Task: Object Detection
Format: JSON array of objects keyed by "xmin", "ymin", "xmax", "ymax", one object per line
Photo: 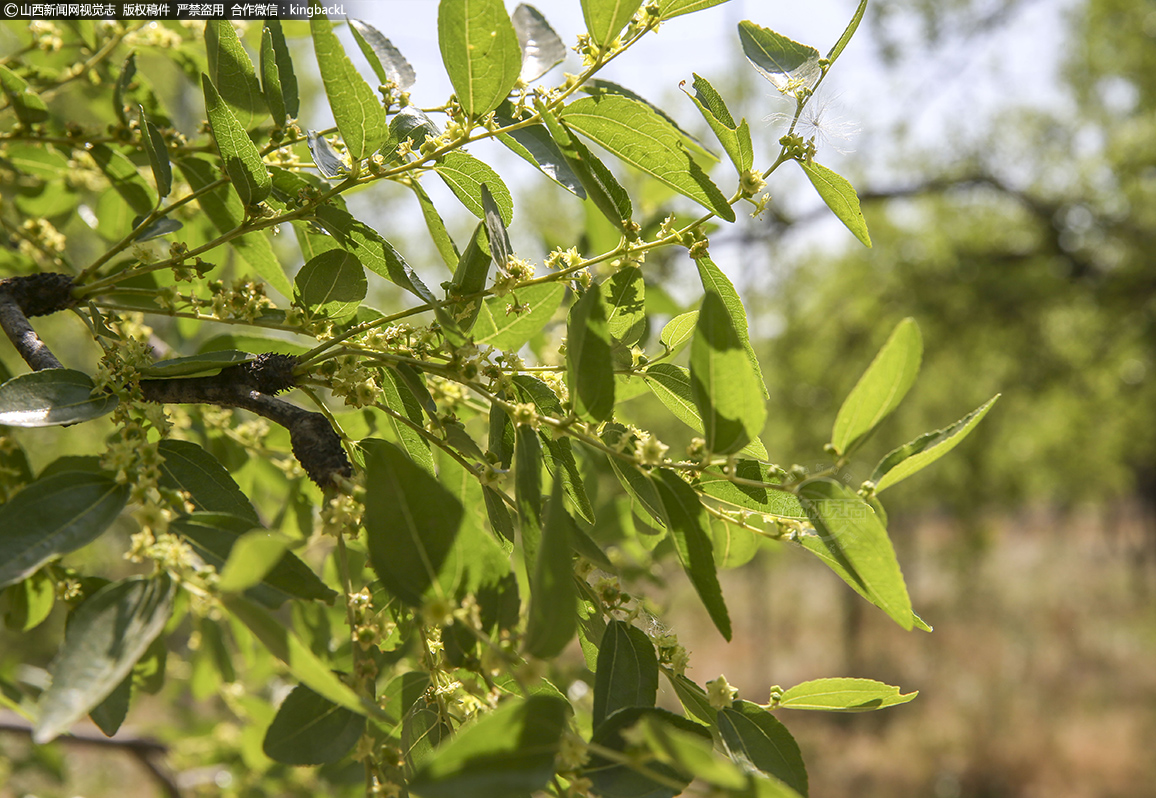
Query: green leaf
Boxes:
[
  {"xmin": 295, "ymin": 249, "xmax": 367, "ymax": 322},
  {"xmin": 263, "ymin": 683, "xmax": 365, "ymax": 765},
  {"xmin": 177, "ymin": 156, "xmax": 292, "ymax": 296},
  {"xmin": 205, "ymin": 20, "xmax": 266, "ymax": 128},
  {"xmin": 665, "ymin": 672, "xmax": 717, "ymax": 729},
  {"xmin": 511, "ymin": 376, "xmax": 596, "ymax": 524},
  {"xmin": 778, "ymin": 677, "xmax": 918, "ymax": 712},
  {"xmin": 410, "ymin": 180, "xmax": 461, "ymax": 270},
  {"xmin": 140, "ymin": 350, "xmax": 255, "ymax": 378},
  {"xmin": 90, "ymin": 143, "xmax": 155, "ymax": 216},
  {"xmin": 684, "ymin": 73, "xmax": 753, "ymax": 173},
  {"xmin": 563, "ymin": 95, "xmax": 735, "ymax": 221},
  {"xmin": 0, "ymin": 63, "xmax": 49, "ymax": 124},
  {"xmin": 709, "ymin": 516, "xmax": 760, "ymax": 569},
  {"xmin": 657, "ymin": 0, "xmax": 731, "ymax": 20},
  {"xmin": 653, "ymin": 469, "xmax": 731, "ymax": 640},
  {"xmin": 695, "ymin": 461, "xmax": 807, "ymax": 520},
  {"xmin": 592, "ymin": 620, "xmax": 658, "ymax": 728},
  {"xmin": 644, "ymin": 364, "xmax": 704, "ymax": 430},
  {"xmin": 0, "ymin": 369, "xmax": 117, "ymax": 428},
  {"xmin": 259, "ymin": 26, "xmax": 287, "ymax": 123},
  {"xmin": 583, "ymin": 79, "xmax": 717, "ymax": 163},
  {"xmin": 363, "ymin": 439, "xmax": 463, "ymax": 606},
  {"xmin": 410, "ymin": 694, "xmax": 569, "ymax": 798},
  {"xmin": 586, "ymin": 706, "xmax": 709, "ymax": 798},
  {"xmin": 567, "ymin": 286, "xmax": 615, "ymax": 423},
  {"xmin": 798, "ymin": 479, "xmax": 913, "ymax": 630},
  {"xmin": 34, "ymin": 575, "xmax": 176, "ymax": 743},
  {"xmin": 349, "ymin": 18, "xmax": 415, "ymax": 90},
  {"xmin": 0, "ymin": 471, "xmax": 127, "ymax": 589},
  {"xmin": 738, "ymin": 20, "xmax": 821, "ymax": 93},
  {"xmin": 512, "ymin": 4, "xmax": 566, "ymax": 82},
  {"xmin": 515, "ymin": 424, "xmax": 543, "ymax": 561},
  {"xmin": 446, "ymin": 223, "xmax": 493, "ymax": 332},
  {"xmin": 541, "ymin": 105, "xmax": 633, "ymax": 228},
  {"xmin": 312, "ymin": 205, "xmax": 436, "ymax": 303},
  {"xmin": 3, "ymin": 569, "xmax": 55, "ymax": 632},
  {"xmin": 495, "ymin": 119, "xmax": 586, "ymax": 197},
  {"xmin": 827, "ymin": 0, "xmax": 869, "ymax": 65},
  {"xmin": 380, "ymin": 367, "xmax": 435, "ymax": 474},
  {"xmin": 524, "ymin": 476, "xmax": 579, "ymax": 659},
  {"xmin": 89, "ymin": 674, "xmax": 131, "ymax": 737},
  {"xmin": 139, "ymin": 109, "xmax": 172, "ymax": 198},
  {"xmin": 222, "ymin": 594, "xmax": 379, "ymax": 718},
  {"xmin": 310, "ymin": 14, "xmax": 388, "ymax": 161},
  {"xmin": 601, "ymin": 265, "xmax": 646, "ymax": 344},
  {"xmin": 480, "ymin": 183, "xmax": 512, "ymax": 271},
  {"xmin": 798, "ymin": 160, "xmax": 871, "ymax": 247},
  {"xmin": 203, "ymin": 72, "xmax": 270, "ymax": 206},
  {"xmin": 473, "ymin": 282, "xmax": 565, "ymax": 351},
  {"xmin": 581, "ymin": 0, "xmax": 642, "ymax": 47},
  {"xmin": 437, "ymin": 0, "xmax": 522, "ymax": 119},
  {"xmin": 157, "ymin": 439, "xmax": 259, "ymax": 524},
  {"xmin": 690, "ymin": 292, "xmax": 767, "ymax": 454},
  {"xmin": 263, "ymin": 20, "xmax": 299, "ymax": 119},
  {"xmin": 435, "ymin": 151, "xmax": 514, "ymax": 226},
  {"xmin": 173, "ymin": 513, "xmax": 337, "ymax": 606},
  {"xmin": 639, "ymin": 713, "xmax": 747, "ymax": 790},
  {"xmin": 660, "ymin": 311, "xmax": 698, "ymax": 351},
  {"xmin": 871, "ymin": 395, "xmax": 1000, "ymax": 492},
  {"xmin": 718, "ymin": 701, "xmax": 808, "ymax": 796},
  {"xmin": 695, "ymin": 255, "xmax": 766, "ymax": 396},
  {"xmin": 217, "ymin": 530, "xmax": 293, "ymax": 593},
  {"xmin": 830, "ymin": 318, "xmax": 922, "ymax": 457}
]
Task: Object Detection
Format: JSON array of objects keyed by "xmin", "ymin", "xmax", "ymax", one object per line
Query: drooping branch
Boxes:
[{"xmin": 0, "ymin": 275, "xmax": 350, "ymax": 488}]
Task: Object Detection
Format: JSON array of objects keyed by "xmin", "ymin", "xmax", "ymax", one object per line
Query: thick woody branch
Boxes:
[{"xmin": 0, "ymin": 272, "xmax": 76, "ymax": 371}]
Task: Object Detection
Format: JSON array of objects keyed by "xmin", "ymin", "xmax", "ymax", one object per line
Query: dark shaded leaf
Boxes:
[
  {"xmin": 524, "ymin": 476, "xmax": 578, "ymax": 658},
  {"xmin": 0, "ymin": 369, "xmax": 116, "ymax": 428},
  {"xmin": 567, "ymin": 286, "xmax": 615, "ymax": 423},
  {"xmin": 0, "ymin": 472, "xmax": 127, "ymax": 590},
  {"xmin": 263, "ymin": 683, "xmax": 364, "ymax": 765},
  {"xmin": 35, "ymin": 575, "xmax": 176, "ymax": 743},
  {"xmin": 654, "ymin": 469, "xmax": 731, "ymax": 640},
  {"xmin": 718, "ymin": 701, "xmax": 808, "ymax": 796},
  {"xmin": 157, "ymin": 439, "xmax": 258, "ymax": 523},
  {"xmin": 362, "ymin": 439, "xmax": 463, "ymax": 606},
  {"xmin": 738, "ymin": 20, "xmax": 820, "ymax": 93},
  {"xmin": 593, "ymin": 620, "xmax": 658, "ymax": 728}
]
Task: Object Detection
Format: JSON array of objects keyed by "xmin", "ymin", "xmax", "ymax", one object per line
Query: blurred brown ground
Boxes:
[{"xmin": 668, "ymin": 504, "xmax": 1156, "ymax": 798}]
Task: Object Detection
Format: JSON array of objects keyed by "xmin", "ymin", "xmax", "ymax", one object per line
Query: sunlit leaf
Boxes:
[
  {"xmin": 778, "ymin": 677, "xmax": 918, "ymax": 712},
  {"xmin": 798, "ymin": 160, "xmax": 871, "ymax": 247},
  {"xmin": 438, "ymin": 0, "xmax": 522, "ymax": 119},
  {"xmin": 311, "ymin": 14, "xmax": 388, "ymax": 161},
  {"xmin": 798, "ymin": 478, "xmax": 913, "ymax": 630},
  {"xmin": 567, "ymin": 286, "xmax": 615, "ymax": 423},
  {"xmin": 205, "ymin": 20, "xmax": 266, "ymax": 128},
  {"xmin": 871, "ymin": 395, "xmax": 1000, "ymax": 492},
  {"xmin": 563, "ymin": 94, "xmax": 735, "ymax": 221},
  {"xmin": 690, "ymin": 292, "xmax": 766, "ymax": 454},
  {"xmin": 294, "ymin": 248, "xmax": 367, "ymax": 322},
  {"xmin": 830, "ymin": 318, "xmax": 922, "ymax": 457},
  {"xmin": 581, "ymin": 0, "xmax": 642, "ymax": 48}
]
